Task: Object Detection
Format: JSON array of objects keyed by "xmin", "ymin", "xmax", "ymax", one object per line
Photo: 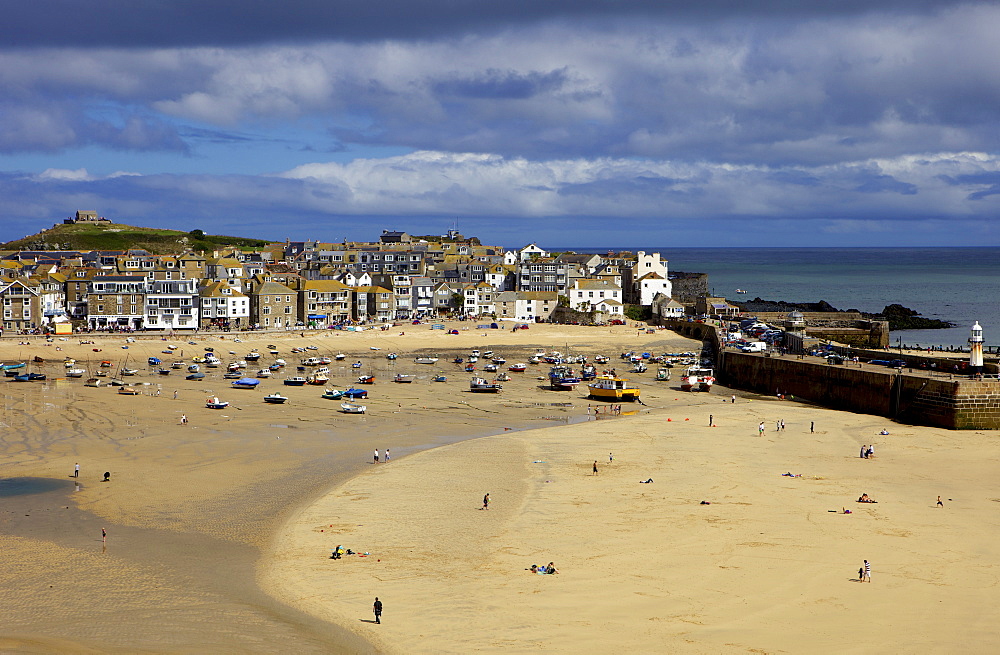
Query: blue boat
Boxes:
[
  {"xmin": 186, "ymin": 372, "xmax": 205, "ymax": 380},
  {"xmin": 342, "ymin": 388, "xmax": 368, "ymax": 399},
  {"xmin": 148, "ymin": 357, "xmax": 161, "ymax": 365},
  {"xmin": 232, "ymin": 377, "xmax": 260, "ymax": 389},
  {"xmin": 2, "ymin": 362, "xmax": 25, "ymax": 371},
  {"xmin": 433, "ymin": 375, "xmax": 447, "ymax": 382}
]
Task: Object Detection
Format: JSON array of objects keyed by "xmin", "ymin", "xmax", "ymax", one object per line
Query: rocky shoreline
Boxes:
[{"xmin": 733, "ymin": 298, "xmax": 955, "ymax": 330}]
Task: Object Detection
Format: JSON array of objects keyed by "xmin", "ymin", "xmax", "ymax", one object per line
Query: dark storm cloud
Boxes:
[{"xmin": 1, "ymin": 1, "xmax": 976, "ymax": 48}]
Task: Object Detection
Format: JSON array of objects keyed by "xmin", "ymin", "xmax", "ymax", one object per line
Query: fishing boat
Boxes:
[
  {"xmin": 335, "ymin": 353, "xmax": 346, "ymax": 360},
  {"xmin": 283, "ymin": 376, "xmax": 307, "ymax": 386},
  {"xmin": 351, "ymin": 361, "xmax": 363, "ymax": 369},
  {"xmin": 171, "ymin": 361, "xmax": 184, "ymax": 369},
  {"xmin": 308, "ymin": 371, "xmax": 330, "ymax": 385},
  {"xmin": 301, "ymin": 357, "xmax": 323, "ymax": 366},
  {"xmin": 357, "ymin": 374, "xmax": 375, "ymax": 385},
  {"xmin": 2, "ymin": 362, "xmax": 26, "ymax": 371},
  {"xmin": 594, "ymin": 355, "xmax": 610, "ymax": 365},
  {"xmin": 470, "ymin": 377, "xmax": 502, "ymax": 393},
  {"xmin": 100, "ymin": 360, "xmax": 113, "ymax": 368},
  {"xmin": 245, "ymin": 351, "xmax": 261, "ymax": 362},
  {"xmin": 528, "ymin": 355, "xmax": 542, "ymax": 364},
  {"xmin": 484, "ymin": 363, "xmax": 498, "ymax": 373},
  {"xmin": 587, "ymin": 375, "xmax": 641, "ymax": 402},
  {"xmin": 343, "ymin": 388, "xmax": 368, "ymax": 399},
  {"xmin": 655, "ymin": 368, "xmax": 671, "ymax": 381},
  {"xmin": 66, "ymin": 368, "xmax": 86, "ymax": 378},
  {"xmin": 231, "ymin": 377, "xmax": 260, "ymax": 389},
  {"xmin": 581, "ymin": 364, "xmax": 597, "ymax": 381},
  {"xmin": 483, "ymin": 351, "xmax": 493, "ymax": 358},
  {"xmin": 432, "ymin": 374, "xmax": 447, "ymax": 382},
  {"xmin": 495, "ymin": 372, "xmax": 511, "ymax": 382},
  {"xmin": 386, "ymin": 352, "xmax": 398, "ymax": 360},
  {"xmin": 414, "ymin": 356, "xmax": 439, "ymax": 364},
  {"xmin": 186, "ymin": 372, "xmax": 205, "ymax": 380},
  {"xmin": 263, "ymin": 393, "xmax": 287, "ymax": 404},
  {"xmin": 84, "ymin": 378, "xmax": 102, "ymax": 387},
  {"xmin": 394, "ymin": 373, "xmax": 414, "ymax": 383},
  {"xmin": 63, "ymin": 359, "xmax": 76, "ymax": 368},
  {"xmin": 631, "ymin": 361, "xmax": 648, "ymax": 374},
  {"xmin": 471, "ymin": 349, "xmax": 481, "ymax": 358},
  {"xmin": 492, "ymin": 357, "xmax": 506, "ymax": 365},
  {"xmin": 340, "ymin": 402, "xmax": 366, "ymax": 414},
  {"xmin": 453, "ymin": 357, "xmax": 464, "ymax": 364},
  {"xmin": 188, "ymin": 364, "xmax": 200, "ymax": 373},
  {"xmin": 680, "ymin": 367, "xmax": 715, "ymax": 392},
  {"xmin": 736, "ymin": 288, "xmax": 748, "ymax": 294},
  {"xmin": 464, "ymin": 364, "xmax": 476, "ymax": 372},
  {"xmin": 321, "ymin": 388, "xmax": 344, "ymax": 400},
  {"xmin": 206, "ymin": 396, "xmax": 229, "ymax": 409},
  {"xmin": 109, "ymin": 378, "xmax": 128, "ymax": 386},
  {"xmin": 117, "ymin": 386, "xmax": 141, "ymax": 395},
  {"xmin": 508, "ymin": 363, "xmax": 527, "ymax": 372},
  {"xmin": 157, "ymin": 368, "xmax": 170, "ymax": 376},
  {"xmin": 548, "ymin": 366, "xmax": 581, "ymax": 391},
  {"xmin": 223, "ymin": 372, "xmax": 243, "ymax": 379},
  {"xmin": 28, "ymin": 372, "xmax": 46, "ymax": 381},
  {"xmin": 121, "ymin": 368, "xmax": 139, "ymax": 376},
  {"xmin": 257, "ymin": 369, "xmax": 273, "ymax": 378}
]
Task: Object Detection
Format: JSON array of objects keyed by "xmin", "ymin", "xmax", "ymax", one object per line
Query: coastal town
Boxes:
[{"xmin": 2, "ymin": 211, "xmax": 693, "ymax": 334}]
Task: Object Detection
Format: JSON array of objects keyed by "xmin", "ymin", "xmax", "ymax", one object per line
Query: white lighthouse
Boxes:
[{"xmin": 969, "ymin": 321, "xmax": 984, "ymax": 376}]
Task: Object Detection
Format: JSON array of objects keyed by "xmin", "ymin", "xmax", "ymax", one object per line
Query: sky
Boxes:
[{"xmin": 1, "ymin": 0, "xmax": 999, "ymax": 248}]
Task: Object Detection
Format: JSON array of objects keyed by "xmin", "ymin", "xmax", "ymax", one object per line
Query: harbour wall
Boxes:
[{"xmin": 665, "ymin": 319, "xmax": 1000, "ymax": 429}]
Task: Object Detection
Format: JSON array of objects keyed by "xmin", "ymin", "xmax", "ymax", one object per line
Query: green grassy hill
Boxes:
[{"xmin": 1, "ymin": 223, "xmax": 273, "ymax": 255}]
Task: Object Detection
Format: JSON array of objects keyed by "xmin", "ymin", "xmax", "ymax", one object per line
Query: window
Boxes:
[
  {"xmin": 98, "ymin": 305, "xmax": 104, "ymax": 313},
  {"xmin": 263, "ymin": 306, "xmax": 271, "ymax": 315},
  {"xmin": 284, "ymin": 306, "xmax": 291, "ymax": 314}
]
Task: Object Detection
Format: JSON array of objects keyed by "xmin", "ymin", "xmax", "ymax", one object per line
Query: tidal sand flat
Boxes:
[
  {"xmin": 266, "ymin": 386, "xmax": 1000, "ymax": 653},
  {"xmin": 1, "ymin": 323, "xmax": 695, "ymax": 652}
]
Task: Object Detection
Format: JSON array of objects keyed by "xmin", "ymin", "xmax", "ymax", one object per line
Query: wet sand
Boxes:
[{"xmin": 0, "ymin": 323, "xmax": 683, "ymax": 652}]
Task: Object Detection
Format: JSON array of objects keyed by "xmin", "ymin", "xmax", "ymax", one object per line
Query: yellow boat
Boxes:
[{"xmin": 587, "ymin": 375, "xmax": 640, "ymax": 402}]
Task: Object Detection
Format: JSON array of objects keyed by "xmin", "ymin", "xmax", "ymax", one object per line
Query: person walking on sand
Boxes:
[
  {"xmin": 731, "ymin": 395, "xmax": 736, "ymax": 404},
  {"xmin": 758, "ymin": 422, "xmax": 765, "ymax": 436},
  {"xmin": 593, "ymin": 460, "xmax": 599, "ymax": 475},
  {"xmin": 181, "ymin": 414, "xmax": 188, "ymax": 424},
  {"xmin": 374, "ymin": 449, "xmax": 379, "ymax": 463},
  {"xmin": 384, "ymin": 449, "xmax": 390, "ymax": 462},
  {"xmin": 863, "ymin": 560, "xmax": 871, "ymax": 582},
  {"xmin": 373, "ymin": 597, "xmax": 382, "ymax": 624},
  {"xmin": 102, "ymin": 527, "xmax": 107, "ymax": 543},
  {"xmin": 709, "ymin": 414, "xmax": 713, "ymax": 427},
  {"xmin": 609, "ymin": 452, "xmax": 613, "ymax": 463},
  {"xmin": 74, "ymin": 462, "xmax": 80, "ymax": 478},
  {"xmin": 860, "ymin": 445, "xmax": 867, "ymax": 459},
  {"xmin": 173, "ymin": 390, "xmax": 178, "ymax": 400},
  {"xmin": 482, "ymin": 493, "xmax": 490, "ymax": 510},
  {"xmin": 780, "ymin": 419, "xmax": 785, "ymax": 431},
  {"xmin": 937, "ymin": 495, "xmax": 944, "ymax": 507}
]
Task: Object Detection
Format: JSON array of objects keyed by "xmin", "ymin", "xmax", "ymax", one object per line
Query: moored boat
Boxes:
[
  {"xmin": 414, "ymin": 356, "xmax": 439, "ymax": 364},
  {"xmin": 357, "ymin": 374, "xmax": 375, "ymax": 384},
  {"xmin": 206, "ymin": 396, "xmax": 229, "ymax": 408},
  {"xmin": 548, "ymin": 365, "xmax": 581, "ymax": 391},
  {"xmin": 322, "ymin": 388, "xmax": 344, "ymax": 400},
  {"xmin": 470, "ymin": 376, "xmax": 502, "ymax": 393},
  {"xmin": 263, "ymin": 393, "xmax": 287, "ymax": 404},
  {"xmin": 340, "ymin": 402, "xmax": 366, "ymax": 414},
  {"xmin": 680, "ymin": 367, "xmax": 715, "ymax": 392},
  {"xmin": 432, "ymin": 374, "xmax": 447, "ymax": 382},
  {"xmin": 231, "ymin": 377, "xmax": 260, "ymax": 389},
  {"xmin": 117, "ymin": 386, "xmax": 141, "ymax": 395},
  {"xmin": 587, "ymin": 375, "xmax": 641, "ymax": 401},
  {"xmin": 394, "ymin": 373, "xmax": 414, "ymax": 383},
  {"xmin": 508, "ymin": 363, "xmax": 527, "ymax": 372},
  {"xmin": 66, "ymin": 368, "xmax": 86, "ymax": 378},
  {"xmin": 186, "ymin": 372, "xmax": 205, "ymax": 380},
  {"xmin": 308, "ymin": 372, "xmax": 330, "ymax": 385},
  {"xmin": 283, "ymin": 376, "xmax": 307, "ymax": 386}
]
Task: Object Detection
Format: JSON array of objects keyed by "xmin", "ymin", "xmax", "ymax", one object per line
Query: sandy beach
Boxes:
[{"xmin": 2, "ymin": 323, "xmax": 999, "ymax": 652}]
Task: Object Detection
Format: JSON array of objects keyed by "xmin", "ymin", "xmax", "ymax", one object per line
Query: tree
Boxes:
[{"xmin": 189, "ymin": 229, "xmax": 205, "ymax": 239}]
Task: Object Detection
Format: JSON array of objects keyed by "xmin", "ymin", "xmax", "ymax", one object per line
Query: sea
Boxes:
[{"xmin": 570, "ymin": 247, "xmax": 1000, "ymax": 349}]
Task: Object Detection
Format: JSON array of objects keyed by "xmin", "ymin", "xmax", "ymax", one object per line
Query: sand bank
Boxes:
[
  {"xmin": 1, "ymin": 322, "xmax": 700, "ymax": 652},
  {"xmin": 265, "ymin": 389, "xmax": 1000, "ymax": 652}
]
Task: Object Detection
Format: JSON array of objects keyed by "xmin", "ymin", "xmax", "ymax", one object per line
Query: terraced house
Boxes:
[
  {"xmin": 86, "ymin": 275, "xmax": 147, "ymax": 330},
  {"xmin": 248, "ymin": 277, "xmax": 297, "ymax": 329},
  {"xmin": 0, "ymin": 277, "xmax": 42, "ymax": 332}
]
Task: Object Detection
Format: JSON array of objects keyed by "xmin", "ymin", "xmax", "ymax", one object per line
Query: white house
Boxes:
[
  {"xmin": 518, "ymin": 243, "xmax": 548, "ymax": 262},
  {"xmin": 569, "ymin": 279, "xmax": 623, "ymax": 315},
  {"xmin": 199, "ymin": 280, "xmax": 250, "ymax": 329},
  {"xmin": 494, "ymin": 291, "xmax": 558, "ymax": 322},
  {"xmin": 627, "ymin": 251, "xmax": 671, "ymax": 305},
  {"xmin": 145, "ymin": 279, "xmax": 199, "ymax": 330},
  {"xmin": 651, "ymin": 293, "xmax": 685, "ymax": 319}
]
